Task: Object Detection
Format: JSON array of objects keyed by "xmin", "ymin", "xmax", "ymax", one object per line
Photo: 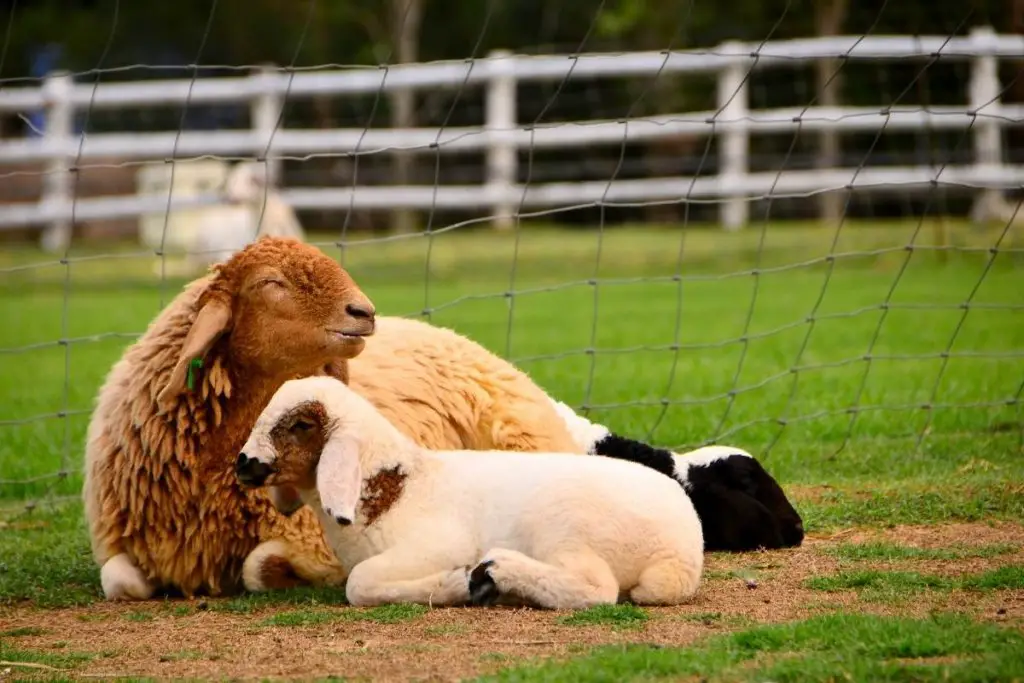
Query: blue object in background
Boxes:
[
  {"xmin": 26, "ymin": 43, "xmax": 66, "ymax": 137},
  {"xmin": 23, "ymin": 42, "xmax": 244, "ymax": 138}
]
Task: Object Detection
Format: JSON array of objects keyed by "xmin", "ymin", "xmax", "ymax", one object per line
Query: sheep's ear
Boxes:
[
  {"xmin": 316, "ymin": 433, "xmax": 362, "ymax": 526},
  {"xmin": 156, "ymin": 298, "xmax": 232, "ymax": 413},
  {"xmin": 268, "ymin": 485, "xmax": 306, "ymax": 516}
]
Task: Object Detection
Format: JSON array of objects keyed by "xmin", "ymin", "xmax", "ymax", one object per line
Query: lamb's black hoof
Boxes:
[{"xmin": 468, "ymin": 560, "xmax": 499, "ymax": 607}]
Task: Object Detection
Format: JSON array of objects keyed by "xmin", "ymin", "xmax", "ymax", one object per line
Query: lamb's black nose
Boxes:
[
  {"xmin": 783, "ymin": 519, "xmax": 805, "ymax": 547},
  {"xmin": 235, "ymin": 452, "xmax": 273, "ymax": 487}
]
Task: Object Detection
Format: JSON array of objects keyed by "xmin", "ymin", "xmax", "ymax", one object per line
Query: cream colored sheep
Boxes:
[
  {"xmin": 186, "ymin": 161, "xmax": 306, "ymax": 274},
  {"xmin": 222, "ymin": 161, "xmax": 305, "ymax": 242},
  {"xmin": 237, "ymin": 376, "xmax": 705, "ymax": 609}
]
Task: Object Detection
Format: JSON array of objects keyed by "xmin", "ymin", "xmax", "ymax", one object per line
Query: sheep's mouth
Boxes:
[
  {"xmin": 236, "ymin": 453, "xmax": 277, "ymax": 488},
  {"xmin": 327, "ymin": 328, "xmax": 371, "ymax": 340}
]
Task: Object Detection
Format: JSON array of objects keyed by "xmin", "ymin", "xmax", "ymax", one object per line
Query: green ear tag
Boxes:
[{"xmin": 186, "ymin": 358, "xmax": 204, "ymax": 391}]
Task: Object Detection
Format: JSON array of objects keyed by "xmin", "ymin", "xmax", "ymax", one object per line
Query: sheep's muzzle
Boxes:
[{"xmin": 235, "ymin": 452, "xmax": 274, "ymax": 487}]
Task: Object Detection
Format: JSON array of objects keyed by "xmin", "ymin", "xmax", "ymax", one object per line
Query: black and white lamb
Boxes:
[{"xmin": 550, "ymin": 400, "xmax": 805, "ymax": 552}]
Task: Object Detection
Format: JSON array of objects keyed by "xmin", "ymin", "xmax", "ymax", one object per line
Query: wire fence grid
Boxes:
[{"xmin": 1, "ymin": 0, "xmax": 1022, "ymax": 513}]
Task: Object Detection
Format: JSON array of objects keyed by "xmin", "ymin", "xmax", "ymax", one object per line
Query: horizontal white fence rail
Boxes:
[
  {"xmin": 3, "ymin": 106, "xmax": 1024, "ymax": 163},
  {"xmin": 3, "ymin": 165, "xmax": 1024, "ymax": 228},
  {"xmin": 0, "ymin": 26, "xmax": 1022, "ymax": 248}
]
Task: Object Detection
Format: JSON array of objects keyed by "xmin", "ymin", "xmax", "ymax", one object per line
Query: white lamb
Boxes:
[{"xmin": 236, "ymin": 375, "xmax": 705, "ymax": 610}]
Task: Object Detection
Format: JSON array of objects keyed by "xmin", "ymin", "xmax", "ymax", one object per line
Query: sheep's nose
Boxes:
[
  {"xmin": 345, "ymin": 302, "xmax": 375, "ymax": 322},
  {"xmin": 235, "ymin": 452, "xmax": 273, "ymax": 487}
]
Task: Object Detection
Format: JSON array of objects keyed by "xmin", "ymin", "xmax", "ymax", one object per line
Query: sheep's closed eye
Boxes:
[{"xmin": 255, "ymin": 277, "xmax": 290, "ymax": 303}]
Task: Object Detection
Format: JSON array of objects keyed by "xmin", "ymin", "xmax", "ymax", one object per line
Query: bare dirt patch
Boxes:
[{"xmin": 1, "ymin": 521, "xmax": 1022, "ymax": 682}]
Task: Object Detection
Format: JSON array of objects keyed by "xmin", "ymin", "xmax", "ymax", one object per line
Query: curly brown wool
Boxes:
[{"xmin": 257, "ymin": 553, "xmax": 305, "ymax": 591}]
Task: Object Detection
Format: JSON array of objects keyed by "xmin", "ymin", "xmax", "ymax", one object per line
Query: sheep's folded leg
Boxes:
[
  {"xmin": 469, "ymin": 547, "xmax": 619, "ymax": 610},
  {"xmin": 242, "ymin": 538, "xmax": 347, "ymax": 593},
  {"xmin": 344, "ymin": 552, "xmax": 472, "ymax": 608},
  {"xmin": 629, "ymin": 556, "xmax": 702, "ymax": 606},
  {"xmin": 100, "ymin": 553, "xmax": 156, "ymax": 601}
]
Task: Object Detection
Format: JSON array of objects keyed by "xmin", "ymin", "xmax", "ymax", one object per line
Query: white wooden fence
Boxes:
[{"xmin": 0, "ymin": 26, "xmax": 1022, "ymax": 252}]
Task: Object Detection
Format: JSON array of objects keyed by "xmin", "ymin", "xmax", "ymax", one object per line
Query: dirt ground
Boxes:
[{"xmin": 2, "ymin": 521, "xmax": 1023, "ymax": 682}]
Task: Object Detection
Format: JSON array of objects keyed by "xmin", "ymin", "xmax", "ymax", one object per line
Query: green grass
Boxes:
[
  {"xmin": 1, "ymin": 223, "xmax": 1022, "ymax": 611},
  {"xmin": 805, "ymin": 565, "xmax": 1024, "ymax": 602},
  {"xmin": 476, "ymin": 612, "xmax": 1024, "ymax": 682},
  {"xmin": 960, "ymin": 564, "xmax": 1024, "ymax": 590},
  {"xmin": 823, "ymin": 541, "xmax": 1019, "ymax": 562},
  {"xmin": 208, "ymin": 584, "xmax": 349, "ymax": 614},
  {"xmin": 0, "ymin": 626, "xmax": 48, "ymax": 637},
  {"xmin": 0, "ymin": 503, "xmax": 102, "ymax": 607},
  {"xmin": 0, "ymin": 215, "xmax": 1022, "ymax": 683},
  {"xmin": 0, "ymin": 642, "xmax": 99, "ymax": 670},
  {"xmin": 121, "ymin": 610, "xmax": 156, "ymax": 622},
  {"xmin": 797, "ymin": 482, "xmax": 1024, "ymax": 532},
  {"xmin": 556, "ymin": 604, "xmax": 649, "ymax": 628},
  {"xmin": 2, "ymin": 222, "xmax": 1022, "ymax": 502},
  {"xmin": 259, "ymin": 603, "xmax": 428, "ymax": 627}
]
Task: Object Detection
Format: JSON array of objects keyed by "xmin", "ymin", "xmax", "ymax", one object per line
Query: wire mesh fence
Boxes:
[{"xmin": 0, "ymin": 0, "xmax": 1022, "ymax": 513}]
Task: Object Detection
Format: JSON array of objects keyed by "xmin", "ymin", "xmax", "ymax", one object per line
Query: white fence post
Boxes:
[
  {"xmin": 716, "ymin": 42, "xmax": 750, "ymax": 231},
  {"xmin": 39, "ymin": 71, "xmax": 74, "ymax": 253},
  {"xmin": 967, "ymin": 25, "xmax": 1004, "ymax": 222},
  {"xmin": 251, "ymin": 63, "xmax": 283, "ymax": 187},
  {"xmin": 485, "ymin": 49, "xmax": 517, "ymax": 231}
]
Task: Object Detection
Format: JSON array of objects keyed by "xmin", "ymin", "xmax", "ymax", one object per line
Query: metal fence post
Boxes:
[
  {"xmin": 251, "ymin": 63, "xmax": 283, "ymax": 187},
  {"xmin": 485, "ymin": 49, "xmax": 517, "ymax": 231},
  {"xmin": 967, "ymin": 26, "xmax": 1005, "ymax": 224},
  {"xmin": 716, "ymin": 42, "xmax": 750, "ymax": 231},
  {"xmin": 39, "ymin": 71, "xmax": 74, "ymax": 253}
]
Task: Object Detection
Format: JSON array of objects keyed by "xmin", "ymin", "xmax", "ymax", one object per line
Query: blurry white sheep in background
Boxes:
[
  {"xmin": 191, "ymin": 161, "xmax": 306, "ymax": 269},
  {"xmin": 151, "ymin": 160, "xmax": 307, "ymax": 277}
]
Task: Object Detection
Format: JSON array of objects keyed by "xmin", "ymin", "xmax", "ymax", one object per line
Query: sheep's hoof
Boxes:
[{"xmin": 468, "ymin": 560, "xmax": 499, "ymax": 607}]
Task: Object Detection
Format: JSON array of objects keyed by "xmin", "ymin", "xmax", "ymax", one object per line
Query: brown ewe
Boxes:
[
  {"xmin": 83, "ymin": 237, "xmax": 376, "ymax": 599},
  {"xmin": 84, "ymin": 237, "xmax": 581, "ymax": 600}
]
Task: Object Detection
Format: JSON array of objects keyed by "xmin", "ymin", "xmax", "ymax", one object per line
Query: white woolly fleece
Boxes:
[{"xmin": 548, "ymin": 399, "xmax": 610, "ymax": 454}]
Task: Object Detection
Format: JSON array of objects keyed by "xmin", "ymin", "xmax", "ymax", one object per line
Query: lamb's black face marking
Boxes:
[
  {"xmin": 593, "ymin": 433, "xmax": 804, "ymax": 552},
  {"xmin": 686, "ymin": 454, "xmax": 804, "ymax": 552},
  {"xmin": 591, "ymin": 434, "xmax": 676, "ymax": 478}
]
